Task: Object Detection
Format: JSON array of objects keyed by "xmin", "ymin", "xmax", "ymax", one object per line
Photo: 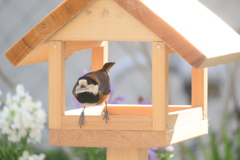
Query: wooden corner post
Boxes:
[
  {"xmin": 92, "ymin": 41, "xmax": 108, "ymax": 71},
  {"xmin": 48, "ymin": 41, "xmax": 65, "ymax": 129},
  {"xmin": 192, "ymin": 68, "xmax": 208, "ymax": 119},
  {"xmin": 152, "ymin": 41, "xmax": 169, "ymax": 131}
]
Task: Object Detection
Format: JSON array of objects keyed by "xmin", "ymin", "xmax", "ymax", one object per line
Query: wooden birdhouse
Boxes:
[{"xmin": 5, "ymin": 0, "xmax": 240, "ymax": 159}]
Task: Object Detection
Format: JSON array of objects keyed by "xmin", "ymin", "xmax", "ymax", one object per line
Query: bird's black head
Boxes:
[{"xmin": 73, "ymin": 76, "xmax": 99, "ymax": 95}]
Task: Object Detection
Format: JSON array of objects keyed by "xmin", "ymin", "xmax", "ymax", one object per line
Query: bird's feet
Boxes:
[
  {"xmin": 78, "ymin": 110, "xmax": 85, "ymax": 128},
  {"xmin": 103, "ymin": 108, "xmax": 110, "ymax": 124}
]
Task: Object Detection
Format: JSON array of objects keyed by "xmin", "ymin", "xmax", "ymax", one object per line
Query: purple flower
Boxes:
[
  {"xmin": 148, "ymin": 148, "xmax": 158, "ymax": 160},
  {"xmin": 165, "ymin": 146, "xmax": 174, "ymax": 152},
  {"xmin": 108, "ymin": 84, "xmax": 125, "ymax": 104}
]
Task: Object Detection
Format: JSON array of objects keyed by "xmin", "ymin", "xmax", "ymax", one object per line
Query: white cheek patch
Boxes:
[
  {"xmin": 77, "ymin": 79, "xmax": 99, "ymax": 95},
  {"xmin": 88, "ymin": 84, "xmax": 99, "ymax": 95},
  {"xmin": 78, "ymin": 79, "xmax": 88, "ymax": 87}
]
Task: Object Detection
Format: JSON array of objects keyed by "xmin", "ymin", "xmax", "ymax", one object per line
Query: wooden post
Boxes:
[
  {"xmin": 192, "ymin": 68, "xmax": 208, "ymax": 119},
  {"xmin": 107, "ymin": 148, "xmax": 148, "ymax": 160},
  {"xmin": 152, "ymin": 41, "xmax": 169, "ymax": 131},
  {"xmin": 92, "ymin": 41, "xmax": 108, "ymax": 71},
  {"xmin": 48, "ymin": 41, "xmax": 65, "ymax": 129},
  {"xmin": 91, "ymin": 41, "xmax": 149, "ymax": 160}
]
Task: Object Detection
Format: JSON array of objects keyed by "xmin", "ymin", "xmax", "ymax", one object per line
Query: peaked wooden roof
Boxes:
[{"xmin": 5, "ymin": 0, "xmax": 240, "ymax": 68}]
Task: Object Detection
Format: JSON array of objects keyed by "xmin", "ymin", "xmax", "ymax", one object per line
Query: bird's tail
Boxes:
[{"xmin": 100, "ymin": 62, "xmax": 115, "ymax": 72}]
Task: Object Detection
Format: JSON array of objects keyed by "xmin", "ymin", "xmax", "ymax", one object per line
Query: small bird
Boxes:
[{"xmin": 72, "ymin": 62, "xmax": 115, "ymax": 127}]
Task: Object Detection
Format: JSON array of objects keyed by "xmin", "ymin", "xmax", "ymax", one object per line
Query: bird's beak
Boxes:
[{"xmin": 75, "ymin": 87, "xmax": 89, "ymax": 94}]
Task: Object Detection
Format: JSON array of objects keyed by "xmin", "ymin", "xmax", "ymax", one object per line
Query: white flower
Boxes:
[
  {"xmin": 19, "ymin": 150, "xmax": 29, "ymax": 160},
  {"xmin": 0, "ymin": 84, "xmax": 46, "ymax": 143},
  {"xmin": 18, "ymin": 128, "xmax": 27, "ymax": 138},
  {"xmin": 8, "ymin": 130, "xmax": 20, "ymax": 142},
  {"xmin": 1, "ymin": 120, "xmax": 11, "ymax": 134},
  {"xmin": 12, "ymin": 115, "xmax": 21, "ymax": 129},
  {"xmin": 16, "ymin": 84, "xmax": 25, "ymax": 97},
  {"xmin": 19, "ymin": 151, "xmax": 45, "ymax": 160}
]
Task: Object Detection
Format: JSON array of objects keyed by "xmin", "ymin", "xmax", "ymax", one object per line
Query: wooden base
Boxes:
[
  {"xmin": 50, "ymin": 120, "xmax": 208, "ymax": 147},
  {"xmin": 50, "ymin": 106, "xmax": 208, "ymax": 147}
]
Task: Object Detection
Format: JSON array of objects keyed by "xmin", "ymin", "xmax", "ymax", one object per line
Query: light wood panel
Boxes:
[
  {"xmin": 152, "ymin": 41, "xmax": 168, "ymax": 131},
  {"xmin": 65, "ymin": 41, "xmax": 103, "ymax": 58},
  {"xmin": 192, "ymin": 68, "xmax": 208, "ymax": 119},
  {"xmin": 107, "ymin": 148, "xmax": 148, "ymax": 160},
  {"xmin": 50, "ymin": 0, "xmax": 161, "ymax": 41},
  {"xmin": 17, "ymin": 41, "xmax": 103, "ymax": 66},
  {"xmin": 48, "ymin": 41, "xmax": 65, "ymax": 129},
  {"xmin": 168, "ymin": 107, "xmax": 202, "ymax": 129},
  {"xmin": 166, "ymin": 120, "xmax": 208, "ymax": 145},
  {"xmin": 50, "ymin": 120, "xmax": 208, "ymax": 147},
  {"xmin": 61, "ymin": 115, "xmax": 152, "ymax": 130}
]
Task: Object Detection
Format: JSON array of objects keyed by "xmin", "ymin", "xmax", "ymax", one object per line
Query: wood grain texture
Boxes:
[
  {"xmin": 192, "ymin": 68, "xmax": 208, "ymax": 119},
  {"xmin": 5, "ymin": 0, "xmax": 94, "ymax": 66},
  {"xmin": 50, "ymin": 129, "xmax": 167, "ymax": 147},
  {"xmin": 50, "ymin": 120, "xmax": 208, "ymax": 147},
  {"xmin": 17, "ymin": 42, "xmax": 50, "ymax": 66},
  {"xmin": 50, "ymin": 0, "xmax": 161, "ymax": 41},
  {"xmin": 16, "ymin": 41, "xmax": 103, "ymax": 66},
  {"xmin": 48, "ymin": 41, "xmax": 65, "ymax": 129},
  {"xmin": 107, "ymin": 148, "xmax": 148, "ymax": 160},
  {"xmin": 152, "ymin": 42, "xmax": 168, "ymax": 131},
  {"xmin": 65, "ymin": 41, "xmax": 103, "ymax": 58},
  {"xmin": 61, "ymin": 115, "xmax": 152, "ymax": 130},
  {"xmin": 114, "ymin": 0, "xmax": 240, "ymax": 68}
]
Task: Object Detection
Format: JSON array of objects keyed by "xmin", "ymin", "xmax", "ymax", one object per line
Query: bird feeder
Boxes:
[{"xmin": 5, "ymin": 0, "xmax": 240, "ymax": 159}]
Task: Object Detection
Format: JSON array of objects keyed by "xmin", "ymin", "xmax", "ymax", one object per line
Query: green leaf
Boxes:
[
  {"xmin": 198, "ymin": 138, "xmax": 210, "ymax": 160},
  {"xmin": 210, "ymin": 132, "xmax": 221, "ymax": 160},
  {"xmin": 223, "ymin": 127, "xmax": 234, "ymax": 160}
]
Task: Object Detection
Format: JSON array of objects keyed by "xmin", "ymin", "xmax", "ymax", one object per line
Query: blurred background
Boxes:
[{"xmin": 0, "ymin": 0, "xmax": 240, "ymax": 159}]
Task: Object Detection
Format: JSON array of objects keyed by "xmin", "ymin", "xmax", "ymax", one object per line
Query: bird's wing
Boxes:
[{"xmin": 85, "ymin": 71, "xmax": 111, "ymax": 95}]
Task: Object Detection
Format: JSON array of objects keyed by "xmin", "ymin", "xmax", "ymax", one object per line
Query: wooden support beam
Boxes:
[
  {"xmin": 65, "ymin": 41, "xmax": 103, "ymax": 58},
  {"xmin": 192, "ymin": 68, "xmax": 208, "ymax": 119},
  {"xmin": 48, "ymin": 41, "xmax": 65, "ymax": 129},
  {"xmin": 152, "ymin": 41, "xmax": 169, "ymax": 131},
  {"xmin": 91, "ymin": 41, "xmax": 108, "ymax": 71},
  {"xmin": 107, "ymin": 148, "xmax": 148, "ymax": 160}
]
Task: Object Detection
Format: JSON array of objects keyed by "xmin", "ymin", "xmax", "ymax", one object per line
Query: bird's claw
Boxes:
[
  {"xmin": 103, "ymin": 109, "xmax": 110, "ymax": 124},
  {"xmin": 78, "ymin": 110, "xmax": 85, "ymax": 128}
]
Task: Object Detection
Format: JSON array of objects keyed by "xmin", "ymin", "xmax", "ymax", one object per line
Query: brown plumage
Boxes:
[{"xmin": 72, "ymin": 62, "xmax": 115, "ymax": 127}]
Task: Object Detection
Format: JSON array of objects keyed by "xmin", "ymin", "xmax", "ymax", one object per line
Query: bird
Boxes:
[{"xmin": 72, "ymin": 62, "xmax": 115, "ymax": 127}]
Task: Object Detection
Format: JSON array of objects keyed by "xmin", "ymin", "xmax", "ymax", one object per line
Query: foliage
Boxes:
[
  {"xmin": 0, "ymin": 85, "xmax": 46, "ymax": 160},
  {"xmin": 182, "ymin": 120, "xmax": 240, "ymax": 160},
  {"xmin": 149, "ymin": 147, "xmax": 174, "ymax": 160}
]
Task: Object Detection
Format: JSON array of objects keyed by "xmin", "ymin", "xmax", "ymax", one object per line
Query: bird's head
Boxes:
[{"xmin": 74, "ymin": 77, "xmax": 99, "ymax": 95}]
